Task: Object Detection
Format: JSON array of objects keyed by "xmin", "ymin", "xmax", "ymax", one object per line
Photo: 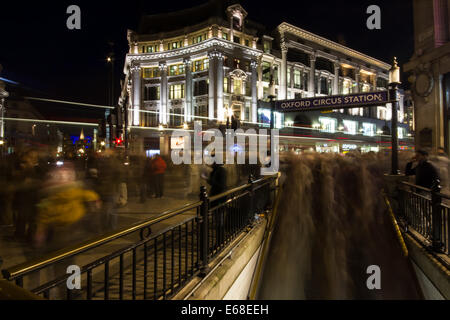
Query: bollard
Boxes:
[
  {"xmin": 199, "ymin": 186, "xmax": 210, "ymax": 276},
  {"xmin": 431, "ymin": 180, "xmax": 443, "ymax": 252}
]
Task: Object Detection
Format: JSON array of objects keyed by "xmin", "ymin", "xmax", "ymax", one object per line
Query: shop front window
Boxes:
[
  {"xmin": 398, "ymin": 127, "xmax": 404, "ymax": 139},
  {"xmin": 343, "ymin": 120, "xmax": 357, "ymax": 135},
  {"xmin": 319, "ymin": 117, "xmax": 337, "ymax": 133},
  {"xmin": 362, "ymin": 123, "xmax": 376, "ymax": 136}
]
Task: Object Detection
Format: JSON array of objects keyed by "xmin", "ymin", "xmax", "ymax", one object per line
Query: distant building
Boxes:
[
  {"xmin": 0, "ymin": 69, "xmax": 63, "ymax": 157},
  {"xmin": 119, "ymin": 0, "xmax": 412, "ymax": 155},
  {"xmin": 405, "ymin": 0, "xmax": 450, "ymax": 153}
]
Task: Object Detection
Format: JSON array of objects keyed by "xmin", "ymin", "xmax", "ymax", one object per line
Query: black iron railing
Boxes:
[
  {"xmin": 2, "ymin": 174, "xmax": 278, "ymax": 300},
  {"xmin": 398, "ymin": 181, "xmax": 450, "ymax": 255}
]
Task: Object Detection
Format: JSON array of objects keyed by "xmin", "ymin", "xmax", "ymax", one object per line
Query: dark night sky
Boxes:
[{"xmin": 0, "ymin": 0, "xmax": 414, "ymax": 117}]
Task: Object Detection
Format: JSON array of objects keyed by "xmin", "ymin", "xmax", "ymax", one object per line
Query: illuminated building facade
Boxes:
[{"xmin": 119, "ymin": 0, "xmax": 412, "ymax": 154}]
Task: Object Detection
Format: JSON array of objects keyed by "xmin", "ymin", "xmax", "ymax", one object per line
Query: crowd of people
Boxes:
[
  {"xmin": 0, "ymin": 148, "xmax": 171, "ymax": 254},
  {"xmin": 1, "ymin": 144, "xmax": 448, "ymax": 255}
]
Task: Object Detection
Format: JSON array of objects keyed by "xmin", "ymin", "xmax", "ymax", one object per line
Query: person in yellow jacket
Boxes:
[{"xmin": 33, "ymin": 162, "xmax": 100, "ymax": 250}]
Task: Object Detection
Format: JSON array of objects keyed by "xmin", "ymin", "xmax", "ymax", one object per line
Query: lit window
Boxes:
[
  {"xmin": 343, "ymin": 120, "xmax": 357, "ymax": 135},
  {"xmin": 192, "ymin": 59, "xmax": 209, "ymax": 72},
  {"xmin": 223, "ymin": 33, "xmax": 228, "ymax": 40},
  {"xmin": 398, "ymin": 127, "xmax": 404, "ymax": 139},
  {"xmin": 262, "ymin": 62, "xmax": 271, "ymax": 82},
  {"xmin": 224, "ymin": 77, "xmax": 228, "ymax": 93},
  {"xmin": 142, "ymin": 67, "xmax": 160, "ymax": 78},
  {"xmin": 362, "ymin": 123, "xmax": 376, "ymax": 136},
  {"xmin": 263, "ymin": 41, "xmax": 271, "ymax": 53},
  {"xmin": 168, "ymin": 64, "xmax": 185, "ymax": 76},
  {"xmin": 233, "ymin": 79, "xmax": 242, "ymax": 95},
  {"xmin": 319, "ymin": 117, "xmax": 337, "ymax": 133},
  {"xmin": 342, "ymin": 80, "xmax": 351, "ymax": 94},
  {"xmin": 169, "ymin": 84, "xmax": 185, "ymax": 100},
  {"xmin": 294, "ymin": 69, "xmax": 301, "ymax": 89}
]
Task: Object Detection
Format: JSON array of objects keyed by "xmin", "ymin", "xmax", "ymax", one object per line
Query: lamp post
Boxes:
[
  {"xmin": 388, "ymin": 57, "xmax": 401, "ymax": 175},
  {"xmin": 0, "ymin": 87, "xmax": 8, "ymax": 157}
]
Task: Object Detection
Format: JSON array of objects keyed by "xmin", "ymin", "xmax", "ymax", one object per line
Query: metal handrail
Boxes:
[
  {"xmin": 208, "ymin": 175, "xmax": 277, "ymax": 202},
  {"xmin": 400, "ymin": 181, "xmax": 450, "ymax": 200},
  {"xmin": 400, "ymin": 181, "xmax": 432, "ymax": 192},
  {"xmin": 2, "ymin": 201, "xmax": 202, "ymax": 280}
]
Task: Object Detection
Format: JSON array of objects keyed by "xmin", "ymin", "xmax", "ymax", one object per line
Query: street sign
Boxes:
[{"xmin": 274, "ymin": 91, "xmax": 389, "ymax": 112}]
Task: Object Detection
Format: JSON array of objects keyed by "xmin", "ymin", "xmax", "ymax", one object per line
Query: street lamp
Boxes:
[{"xmin": 388, "ymin": 57, "xmax": 401, "ymax": 175}]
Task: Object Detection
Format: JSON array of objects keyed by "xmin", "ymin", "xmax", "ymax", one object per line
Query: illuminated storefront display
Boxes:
[
  {"xmin": 319, "ymin": 117, "xmax": 337, "ymax": 133},
  {"xmin": 316, "ymin": 143, "xmax": 339, "ymax": 153},
  {"xmin": 342, "ymin": 120, "xmax": 357, "ymax": 135},
  {"xmin": 362, "ymin": 122, "xmax": 376, "ymax": 136}
]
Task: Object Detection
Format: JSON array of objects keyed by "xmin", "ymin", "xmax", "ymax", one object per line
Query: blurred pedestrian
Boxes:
[
  {"xmin": 208, "ymin": 162, "xmax": 227, "ymax": 207},
  {"xmin": 152, "ymin": 154, "xmax": 167, "ymax": 198},
  {"xmin": 33, "ymin": 162, "xmax": 100, "ymax": 249},
  {"xmin": 405, "ymin": 149, "xmax": 440, "ymax": 189},
  {"xmin": 12, "ymin": 149, "xmax": 44, "ymax": 242},
  {"xmin": 207, "ymin": 162, "xmax": 227, "ymax": 246},
  {"xmin": 96, "ymin": 150, "xmax": 120, "ymax": 231}
]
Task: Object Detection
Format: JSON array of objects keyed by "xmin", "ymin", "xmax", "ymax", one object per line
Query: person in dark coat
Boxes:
[
  {"xmin": 207, "ymin": 162, "xmax": 227, "ymax": 246},
  {"xmin": 208, "ymin": 163, "xmax": 227, "ymax": 201},
  {"xmin": 405, "ymin": 149, "xmax": 440, "ymax": 189}
]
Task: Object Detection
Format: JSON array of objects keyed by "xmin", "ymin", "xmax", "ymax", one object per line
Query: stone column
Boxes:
[
  {"xmin": 433, "ymin": 0, "xmax": 449, "ymax": 47},
  {"xmin": 280, "ymin": 41, "xmax": 288, "ymax": 100},
  {"xmin": 131, "ymin": 64, "xmax": 141, "ymax": 126},
  {"xmin": 355, "ymin": 67, "xmax": 360, "ymax": 93},
  {"xmin": 372, "ymin": 73, "xmax": 378, "ymax": 90},
  {"xmin": 251, "ymin": 60, "xmax": 258, "ymax": 123},
  {"xmin": 317, "ymin": 72, "xmax": 322, "ymax": 95},
  {"xmin": 333, "ymin": 62, "xmax": 340, "ymax": 95},
  {"xmin": 257, "ymin": 59, "xmax": 263, "ymax": 99},
  {"xmin": 290, "ymin": 66, "xmax": 294, "ymax": 89},
  {"xmin": 184, "ymin": 58, "xmax": 193, "ymax": 122},
  {"xmin": 217, "ymin": 53, "xmax": 224, "ymax": 121},
  {"xmin": 370, "ymin": 73, "xmax": 378, "ymax": 118},
  {"xmin": 309, "ymin": 53, "xmax": 316, "ymax": 97},
  {"xmin": 159, "ymin": 62, "xmax": 168, "ymax": 124},
  {"xmin": 354, "ymin": 67, "xmax": 362, "ymax": 116},
  {"xmin": 230, "ymin": 18, "xmax": 234, "ymax": 42},
  {"xmin": 208, "ymin": 51, "xmax": 222, "ymax": 120}
]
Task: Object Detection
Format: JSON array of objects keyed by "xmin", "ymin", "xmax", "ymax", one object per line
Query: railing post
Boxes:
[
  {"xmin": 199, "ymin": 186, "xmax": 210, "ymax": 276},
  {"xmin": 431, "ymin": 180, "xmax": 443, "ymax": 252}
]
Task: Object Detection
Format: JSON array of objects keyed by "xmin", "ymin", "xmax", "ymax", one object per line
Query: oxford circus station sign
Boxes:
[{"xmin": 275, "ymin": 91, "xmax": 389, "ymax": 112}]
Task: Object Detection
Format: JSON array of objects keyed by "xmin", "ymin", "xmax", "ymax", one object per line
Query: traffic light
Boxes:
[{"xmin": 114, "ymin": 137, "xmax": 124, "ymax": 147}]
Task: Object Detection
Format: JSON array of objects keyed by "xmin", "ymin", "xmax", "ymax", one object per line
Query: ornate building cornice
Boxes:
[
  {"xmin": 278, "ymin": 22, "xmax": 391, "ymax": 70},
  {"xmin": 125, "ymin": 38, "xmax": 263, "ymax": 72}
]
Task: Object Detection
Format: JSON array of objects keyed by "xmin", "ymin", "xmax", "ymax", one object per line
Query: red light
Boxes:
[{"xmin": 115, "ymin": 138, "xmax": 123, "ymax": 145}]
